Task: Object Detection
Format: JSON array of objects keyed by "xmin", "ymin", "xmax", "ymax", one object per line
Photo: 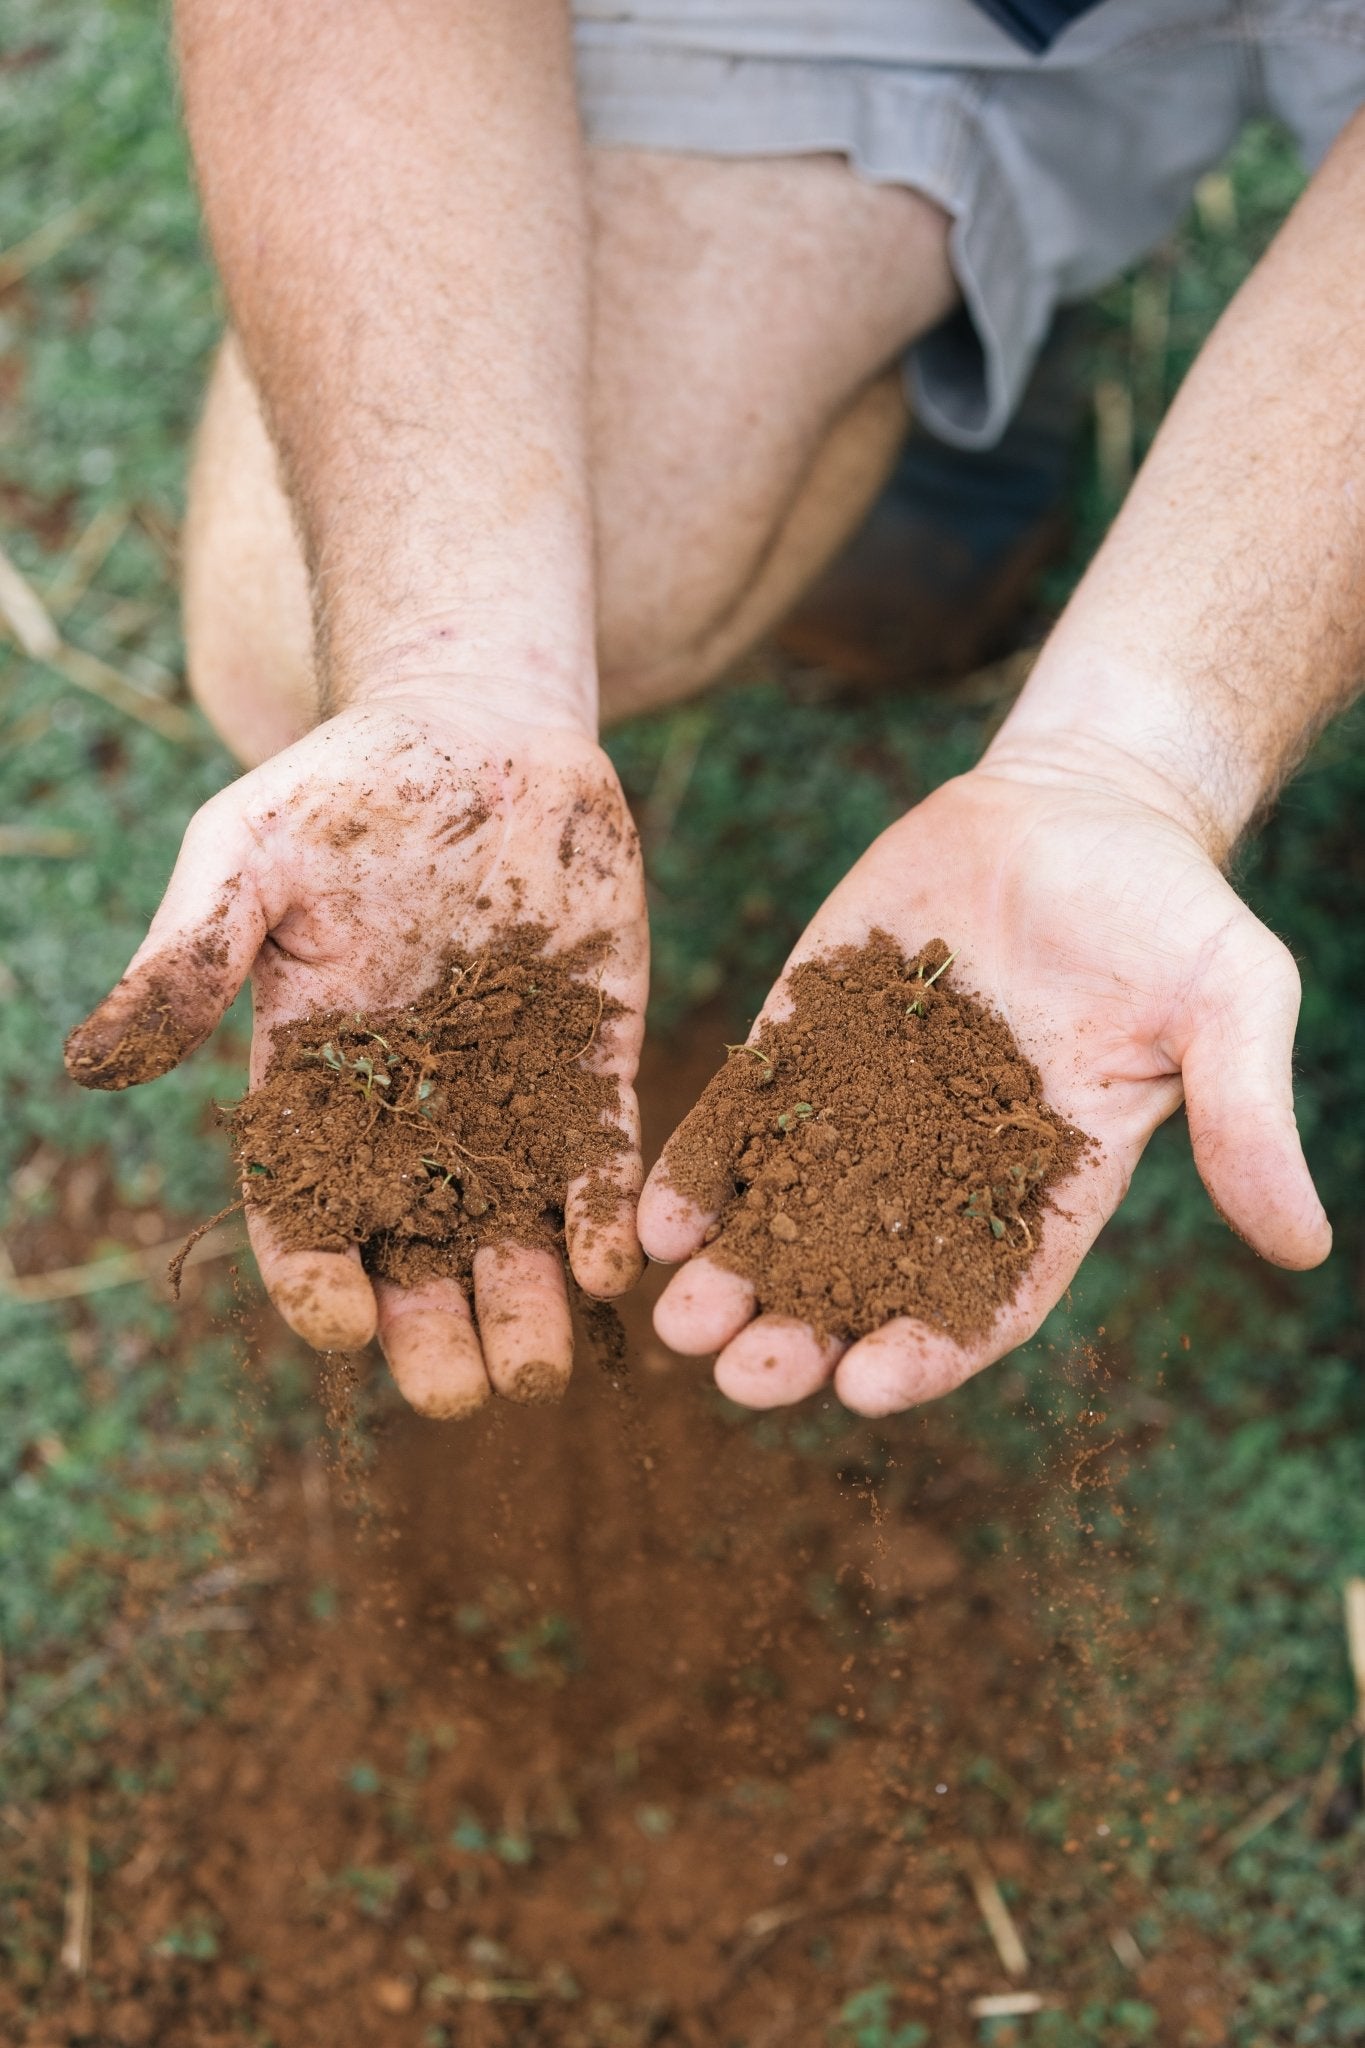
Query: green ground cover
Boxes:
[{"xmin": 1, "ymin": 4, "xmax": 1362, "ymax": 2037}]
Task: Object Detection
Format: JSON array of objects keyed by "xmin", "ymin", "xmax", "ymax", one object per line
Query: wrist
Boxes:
[
  {"xmin": 984, "ymin": 638, "xmax": 1265, "ymax": 864},
  {"xmin": 324, "ymin": 608, "xmax": 599, "ymax": 740}
]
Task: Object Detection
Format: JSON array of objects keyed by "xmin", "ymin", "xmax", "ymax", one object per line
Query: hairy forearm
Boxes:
[
  {"xmin": 176, "ymin": 0, "xmax": 596, "ymax": 728},
  {"xmin": 988, "ymin": 109, "xmax": 1365, "ymax": 858}
]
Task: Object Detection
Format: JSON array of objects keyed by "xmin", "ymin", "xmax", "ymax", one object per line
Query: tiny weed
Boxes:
[
  {"xmin": 777, "ymin": 1102, "xmax": 814, "ymax": 1132},
  {"xmin": 635, "ymin": 1804, "xmax": 675, "ymax": 1839},
  {"xmin": 153, "ymin": 1913, "xmax": 221, "ymax": 1963},
  {"xmin": 338, "ymin": 1865, "xmax": 402, "ymax": 1917},
  {"xmin": 831, "ymin": 1983, "xmax": 928, "ymax": 2048},
  {"xmin": 301, "ymin": 1039, "xmax": 394, "ymax": 1100},
  {"xmin": 451, "ymin": 1813, "xmax": 489, "ymax": 1853},
  {"xmin": 725, "ymin": 1041, "xmax": 775, "ymax": 1086}
]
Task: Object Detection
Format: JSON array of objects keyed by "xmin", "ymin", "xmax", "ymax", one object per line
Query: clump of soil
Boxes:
[
  {"xmin": 232, "ymin": 925, "xmax": 626, "ymax": 1287},
  {"xmin": 661, "ymin": 930, "xmax": 1088, "ymax": 1345}
]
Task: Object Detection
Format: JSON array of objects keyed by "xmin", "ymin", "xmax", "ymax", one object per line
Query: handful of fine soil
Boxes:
[
  {"xmin": 232, "ymin": 926, "xmax": 627, "ymax": 1288},
  {"xmin": 660, "ymin": 931, "xmax": 1089, "ymax": 1346}
]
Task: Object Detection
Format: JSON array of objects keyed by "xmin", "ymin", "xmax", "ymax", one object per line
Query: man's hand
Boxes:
[
  {"xmin": 66, "ymin": 696, "xmax": 648, "ymax": 1418},
  {"xmin": 638, "ymin": 756, "xmax": 1329, "ymax": 1415}
]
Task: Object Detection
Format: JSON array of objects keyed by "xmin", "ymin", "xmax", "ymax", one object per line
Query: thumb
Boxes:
[
  {"xmin": 1179, "ymin": 926, "xmax": 1330, "ymax": 1269},
  {"xmin": 65, "ymin": 791, "xmax": 269, "ymax": 1091}
]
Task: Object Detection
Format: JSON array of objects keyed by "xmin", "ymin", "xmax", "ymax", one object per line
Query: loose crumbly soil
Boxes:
[
  {"xmin": 662, "ymin": 933, "xmax": 1088, "ymax": 1345},
  {"xmin": 5, "ymin": 1029, "xmax": 1231, "ymax": 2048},
  {"xmin": 232, "ymin": 926, "xmax": 626, "ymax": 1289}
]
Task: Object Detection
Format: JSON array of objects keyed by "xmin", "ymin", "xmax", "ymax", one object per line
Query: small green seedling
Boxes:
[
  {"xmin": 302, "ymin": 1038, "xmax": 396, "ymax": 1100},
  {"xmin": 777, "ymin": 1102, "xmax": 814, "ymax": 1132},
  {"xmin": 349, "ymin": 1053, "xmax": 389, "ymax": 1099},
  {"xmin": 725, "ymin": 1042, "xmax": 775, "ymax": 1086},
  {"xmin": 964, "ymin": 1189, "xmax": 1007, "ymax": 1239}
]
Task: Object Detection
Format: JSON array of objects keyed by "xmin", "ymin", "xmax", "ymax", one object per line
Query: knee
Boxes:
[
  {"xmin": 183, "ymin": 339, "xmax": 317, "ymax": 766},
  {"xmin": 596, "ymin": 590, "xmax": 737, "ymax": 724}
]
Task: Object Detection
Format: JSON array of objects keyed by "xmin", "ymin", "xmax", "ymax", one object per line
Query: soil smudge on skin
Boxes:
[
  {"xmin": 233, "ymin": 924, "xmax": 626, "ymax": 1289},
  {"xmin": 661, "ymin": 930, "xmax": 1088, "ymax": 1345},
  {"xmin": 65, "ymin": 887, "xmax": 244, "ymax": 1091}
]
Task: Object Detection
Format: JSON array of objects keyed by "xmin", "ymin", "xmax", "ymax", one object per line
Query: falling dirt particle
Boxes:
[{"xmin": 371, "ymin": 1976, "xmax": 415, "ymax": 2016}]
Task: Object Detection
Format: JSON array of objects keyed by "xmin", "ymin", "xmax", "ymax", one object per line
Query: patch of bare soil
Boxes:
[
  {"xmin": 5, "ymin": 1030, "xmax": 1221, "ymax": 2048},
  {"xmin": 662, "ymin": 934, "xmax": 1088, "ymax": 1344}
]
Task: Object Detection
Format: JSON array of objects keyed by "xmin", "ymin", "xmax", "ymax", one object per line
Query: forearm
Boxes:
[
  {"xmin": 176, "ymin": 0, "xmax": 595, "ymax": 729},
  {"xmin": 987, "ymin": 109, "xmax": 1365, "ymax": 859}
]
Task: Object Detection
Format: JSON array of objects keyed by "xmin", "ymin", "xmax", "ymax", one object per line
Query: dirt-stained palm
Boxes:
[
  {"xmin": 639, "ymin": 763, "xmax": 1330, "ymax": 1415},
  {"xmin": 66, "ymin": 696, "xmax": 649, "ymax": 1419}
]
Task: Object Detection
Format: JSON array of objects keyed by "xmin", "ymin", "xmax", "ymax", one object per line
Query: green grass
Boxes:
[{"xmin": 1, "ymin": 5, "xmax": 1363, "ymax": 2036}]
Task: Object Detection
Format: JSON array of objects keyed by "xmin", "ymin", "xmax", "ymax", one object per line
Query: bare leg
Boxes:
[{"xmin": 184, "ymin": 151, "xmax": 955, "ymax": 763}]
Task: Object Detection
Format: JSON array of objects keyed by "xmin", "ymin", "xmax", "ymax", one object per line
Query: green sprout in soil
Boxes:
[
  {"xmin": 777, "ymin": 1102, "xmax": 814, "ymax": 1132},
  {"xmin": 300, "ymin": 1039, "xmax": 396, "ymax": 1100},
  {"xmin": 964, "ymin": 1184, "xmax": 1035, "ymax": 1249},
  {"xmin": 725, "ymin": 1041, "xmax": 775, "ymax": 1086}
]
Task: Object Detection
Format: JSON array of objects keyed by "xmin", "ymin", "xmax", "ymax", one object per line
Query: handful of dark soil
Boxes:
[
  {"xmin": 232, "ymin": 926, "xmax": 626, "ymax": 1288},
  {"xmin": 660, "ymin": 931, "xmax": 1088, "ymax": 1346}
]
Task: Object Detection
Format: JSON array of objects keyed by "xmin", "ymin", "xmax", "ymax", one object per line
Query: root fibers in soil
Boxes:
[
  {"xmin": 661, "ymin": 932, "xmax": 1088, "ymax": 1344},
  {"xmin": 232, "ymin": 926, "xmax": 626, "ymax": 1289}
]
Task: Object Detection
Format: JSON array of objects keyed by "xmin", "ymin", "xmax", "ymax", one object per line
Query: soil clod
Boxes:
[
  {"xmin": 660, "ymin": 930, "xmax": 1089, "ymax": 1345},
  {"xmin": 231, "ymin": 925, "xmax": 627, "ymax": 1289}
]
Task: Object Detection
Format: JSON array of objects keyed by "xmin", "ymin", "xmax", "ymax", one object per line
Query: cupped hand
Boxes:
[
  {"xmin": 66, "ymin": 694, "xmax": 648, "ymax": 1418},
  {"xmin": 638, "ymin": 760, "xmax": 1329, "ymax": 1415}
]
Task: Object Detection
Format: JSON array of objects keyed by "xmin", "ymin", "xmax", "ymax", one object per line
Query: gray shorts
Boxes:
[{"xmin": 572, "ymin": 0, "xmax": 1365, "ymax": 446}]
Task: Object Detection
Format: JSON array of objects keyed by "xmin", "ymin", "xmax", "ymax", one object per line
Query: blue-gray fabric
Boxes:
[{"xmin": 573, "ymin": 0, "xmax": 1365, "ymax": 447}]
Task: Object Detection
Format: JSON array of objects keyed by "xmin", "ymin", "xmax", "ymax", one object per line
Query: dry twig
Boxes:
[
  {"xmin": 0, "ymin": 827, "xmax": 85, "ymax": 858},
  {"xmin": 0, "ymin": 198, "xmax": 101, "ymax": 291},
  {"xmin": 44, "ymin": 502, "xmax": 130, "ymax": 618},
  {"xmin": 60, "ymin": 1814, "xmax": 92, "ymax": 1975},
  {"xmin": 968, "ymin": 1993, "xmax": 1052, "ymax": 2020},
  {"xmin": 43, "ymin": 644, "xmax": 194, "ymax": 743},
  {"xmin": 1345, "ymin": 1577, "xmax": 1365, "ymax": 1797},
  {"xmin": 1109, "ymin": 1925, "xmax": 1145, "ymax": 1972},
  {"xmin": 0, "ymin": 542, "xmax": 60, "ymax": 659},
  {"xmin": 960, "ymin": 1843, "xmax": 1029, "ymax": 1980},
  {"xmin": 1213, "ymin": 1720, "xmax": 1360, "ymax": 1860},
  {"xmin": 0, "ymin": 1219, "xmax": 243, "ymax": 1306},
  {"xmin": 167, "ymin": 1198, "xmax": 246, "ymax": 1299},
  {"xmin": 0, "ymin": 542, "xmax": 194, "ymax": 742}
]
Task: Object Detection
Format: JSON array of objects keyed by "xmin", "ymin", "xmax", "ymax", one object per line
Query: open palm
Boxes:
[
  {"xmin": 67, "ymin": 694, "xmax": 648, "ymax": 1418},
  {"xmin": 639, "ymin": 765, "xmax": 1329, "ymax": 1414}
]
